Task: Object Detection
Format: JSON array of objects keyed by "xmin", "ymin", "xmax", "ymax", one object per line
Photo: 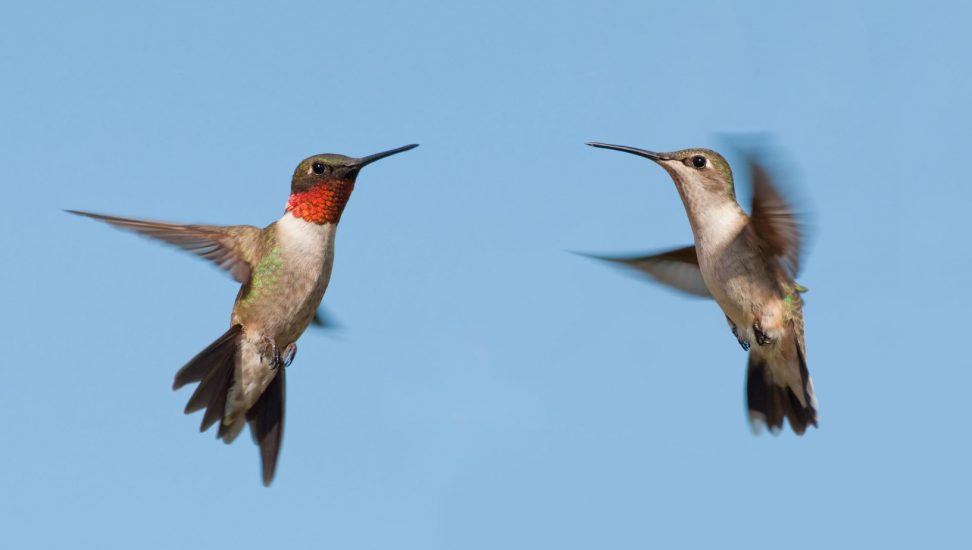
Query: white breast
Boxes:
[
  {"xmin": 693, "ymin": 201, "xmax": 747, "ymax": 251},
  {"xmin": 688, "ymin": 201, "xmax": 750, "ymax": 321},
  {"xmin": 274, "ymin": 212, "xmax": 338, "ymax": 333},
  {"xmin": 276, "ymin": 212, "xmax": 337, "ymax": 268}
]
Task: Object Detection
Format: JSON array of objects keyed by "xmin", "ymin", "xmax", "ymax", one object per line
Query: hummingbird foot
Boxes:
[
  {"xmin": 281, "ymin": 343, "xmax": 297, "ymax": 368},
  {"xmin": 753, "ymin": 322, "xmax": 775, "ymax": 346},
  {"xmin": 726, "ymin": 316, "xmax": 751, "ymax": 351},
  {"xmin": 259, "ymin": 336, "xmax": 282, "ymax": 368}
]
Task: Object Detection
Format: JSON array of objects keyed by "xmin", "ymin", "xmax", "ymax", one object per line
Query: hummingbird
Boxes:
[
  {"xmin": 68, "ymin": 143, "xmax": 418, "ymax": 484},
  {"xmin": 585, "ymin": 142, "xmax": 817, "ymax": 434}
]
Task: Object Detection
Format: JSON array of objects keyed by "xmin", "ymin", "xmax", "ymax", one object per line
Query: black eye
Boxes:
[
  {"xmin": 312, "ymin": 162, "xmax": 326, "ymax": 174},
  {"xmin": 691, "ymin": 156, "xmax": 707, "ymax": 168}
]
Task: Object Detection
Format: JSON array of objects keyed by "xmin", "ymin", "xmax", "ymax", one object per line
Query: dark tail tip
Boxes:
[
  {"xmin": 746, "ymin": 351, "xmax": 817, "ymax": 435},
  {"xmin": 173, "ymin": 325, "xmax": 243, "ymax": 433},
  {"xmin": 247, "ymin": 365, "xmax": 285, "ymax": 487}
]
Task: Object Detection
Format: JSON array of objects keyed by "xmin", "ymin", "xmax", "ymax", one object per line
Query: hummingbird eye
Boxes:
[
  {"xmin": 691, "ymin": 156, "xmax": 707, "ymax": 168},
  {"xmin": 311, "ymin": 161, "xmax": 327, "ymax": 175}
]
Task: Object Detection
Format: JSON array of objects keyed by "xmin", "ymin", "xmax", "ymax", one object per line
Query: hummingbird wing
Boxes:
[
  {"xmin": 310, "ymin": 307, "xmax": 340, "ymax": 330},
  {"xmin": 582, "ymin": 246, "xmax": 712, "ymax": 298},
  {"xmin": 748, "ymin": 161, "xmax": 805, "ymax": 277},
  {"xmin": 67, "ymin": 210, "xmax": 262, "ymax": 284}
]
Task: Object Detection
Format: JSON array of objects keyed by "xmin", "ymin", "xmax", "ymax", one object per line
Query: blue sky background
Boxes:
[{"xmin": 1, "ymin": 1, "xmax": 968, "ymax": 548}]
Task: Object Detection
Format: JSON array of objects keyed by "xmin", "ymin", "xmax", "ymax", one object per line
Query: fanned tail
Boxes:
[
  {"xmin": 746, "ymin": 335, "xmax": 817, "ymax": 434},
  {"xmin": 172, "ymin": 324, "xmax": 286, "ymax": 485},
  {"xmin": 173, "ymin": 325, "xmax": 242, "ymax": 435}
]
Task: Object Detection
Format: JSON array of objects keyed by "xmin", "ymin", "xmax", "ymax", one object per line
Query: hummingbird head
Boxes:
[
  {"xmin": 587, "ymin": 143, "xmax": 737, "ymax": 201},
  {"xmin": 286, "ymin": 144, "xmax": 418, "ymax": 224}
]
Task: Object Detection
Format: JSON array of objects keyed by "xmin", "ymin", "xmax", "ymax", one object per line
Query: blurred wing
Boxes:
[
  {"xmin": 748, "ymin": 161, "xmax": 805, "ymax": 277},
  {"xmin": 310, "ymin": 307, "xmax": 340, "ymax": 330},
  {"xmin": 67, "ymin": 210, "xmax": 262, "ymax": 284},
  {"xmin": 584, "ymin": 245, "xmax": 712, "ymax": 298}
]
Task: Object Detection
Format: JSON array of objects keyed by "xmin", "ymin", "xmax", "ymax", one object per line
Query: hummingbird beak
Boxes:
[
  {"xmin": 586, "ymin": 142, "xmax": 668, "ymax": 162},
  {"xmin": 353, "ymin": 144, "xmax": 420, "ymax": 169}
]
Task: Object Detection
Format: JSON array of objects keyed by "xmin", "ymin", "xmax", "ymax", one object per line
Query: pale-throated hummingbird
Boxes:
[{"xmin": 585, "ymin": 142, "xmax": 816, "ymax": 434}]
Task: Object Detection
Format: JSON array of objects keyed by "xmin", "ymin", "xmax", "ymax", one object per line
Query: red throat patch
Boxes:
[{"xmin": 285, "ymin": 180, "xmax": 355, "ymax": 224}]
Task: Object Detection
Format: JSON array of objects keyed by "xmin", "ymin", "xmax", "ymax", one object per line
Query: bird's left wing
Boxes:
[
  {"xmin": 67, "ymin": 210, "xmax": 262, "ymax": 284},
  {"xmin": 581, "ymin": 245, "xmax": 712, "ymax": 298},
  {"xmin": 748, "ymin": 161, "xmax": 806, "ymax": 278}
]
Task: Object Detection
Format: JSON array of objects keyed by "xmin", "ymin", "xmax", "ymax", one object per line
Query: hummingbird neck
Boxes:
[
  {"xmin": 285, "ymin": 181, "xmax": 354, "ymax": 224},
  {"xmin": 675, "ymin": 185, "xmax": 746, "ymax": 248}
]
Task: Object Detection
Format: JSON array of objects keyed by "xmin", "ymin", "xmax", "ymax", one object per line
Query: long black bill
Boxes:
[
  {"xmin": 355, "ymin": 144, "xmax": 419, "ymax": 168},
  {"xmin": 586, "ymin": 142, "xmax": 666, "ymax": 162}
]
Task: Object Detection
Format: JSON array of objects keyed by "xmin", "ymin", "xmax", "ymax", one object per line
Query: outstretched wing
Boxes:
[
  {"xmin": 581, "ymin": 245, "xmax": 712, "ymax": 298},
  {"xmin": 748, "ymin": 161, "xmax": 806, "ymax": 277},
  {"xmin": 67, "ymin": 210, "xmax": 262, "ymax": 284}
]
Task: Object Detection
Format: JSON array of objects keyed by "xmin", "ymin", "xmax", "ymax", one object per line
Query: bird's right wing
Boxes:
[
  {"xmin": 748, "ymin": 160, "xmax": 806, "ymax": 278},
  {"xmin": 67, "ymin": 210, "xmax": 263, "ymax": 284},
  {"xmin": 310, "ymin": 308, "xmax": 339, "ymax": 330},
  {"xmin": 582, "ymin": 245, "xmax": 712, "ymax": 298}
]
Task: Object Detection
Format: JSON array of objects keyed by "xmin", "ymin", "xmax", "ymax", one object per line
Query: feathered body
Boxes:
[
  {"xmin": 586, "ymin": 143, "xmax": 817, "ymax": 434},
  {"xmin": 221, "ymin": 215, "xmax": 338, "ymax": 442},
  {"xmin": 69, "ymin": 144, "xmax": 417, "ymax": 484}
]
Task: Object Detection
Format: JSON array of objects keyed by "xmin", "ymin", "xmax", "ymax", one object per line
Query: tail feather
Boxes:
[
  {"xmin": 746, "ymin": 337, "xmax": 817, "ymax": 435},
  {"xmin": 195, "ymin": 363, "xmax": 234, "ymax": 432},
  {"xmin": 217, "ymin": 415, "xmax": 245, "ymax": 442},
  {"xmin": 173, "ymin": 325, "xmax": 242, "ymax": 432},
  {"xmin": 247, "ymin": 365, "xmax": 285, "ymax": 486},
  {"xmin": 173, "ymin": 325, "xmax": 241, "ymax": 388},
  {"xmin": 172, "ymin": 324, "xmax": 286, "ymax": 485}
]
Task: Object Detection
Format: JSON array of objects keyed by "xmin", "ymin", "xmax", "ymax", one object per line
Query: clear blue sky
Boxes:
[{"xmin": 1, "ymin": 1, "xmax": 968, "ymax": 548}]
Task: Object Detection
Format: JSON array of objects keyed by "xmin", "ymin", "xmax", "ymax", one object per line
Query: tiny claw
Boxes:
[
  {"xmin": 281, "ymin": 343, "xmax": 297, "ymax": 368},
  {"xmin": 261, "ymin": 336, "xmax": 281, "ymax": 367},
  {"xmin": 727, "ymin": 316, "xmax": 749, "ymax": 351},
  {"xmin": 753, "ymin": 322, "xmax": 774, "ymax": 346}
]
